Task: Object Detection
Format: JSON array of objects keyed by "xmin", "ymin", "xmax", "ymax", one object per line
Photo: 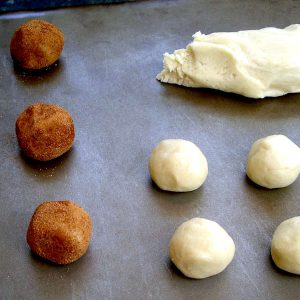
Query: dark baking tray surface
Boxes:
[{"xmin": 1, "ymin": 0, "xmax": 300, "ymax": 299}]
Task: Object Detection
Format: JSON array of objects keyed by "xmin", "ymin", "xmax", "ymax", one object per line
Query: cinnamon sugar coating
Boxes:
[
  {"xmin": 10, "ymin": 19, "xmax": 64, "ymax": 70},
  {"xmin": 27, "ymin": 200, "xmax": 92, "ymax": 265},
  {"xmin": 16, "ymin": 103, "xmax": 75, "ymax": 161}
]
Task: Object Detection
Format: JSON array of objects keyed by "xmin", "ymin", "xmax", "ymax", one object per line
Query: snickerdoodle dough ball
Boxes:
[
  {"xmin": 169, "ymin": 218, "xmax": 235, "ymax": 279},
  {"xmin": 246, "ymin": 135, "xmax": 300, "ymax": 189},
  {"xmin": 149, "ymin": 139, "xmax": 208, "ymax": 192},
  {"xmin": 10, "ymin": 19, "xmax": 64, "ymax": 69},
  {"xmin": 16, "ymin": 103, "xmax": 75, "ymax": 161},
  {"xmin": 271, "ymin": 216, "xmax": 300, "ymax": 274},
  {"xmin": 27, "ymin": 200, "xmax": 92, "ymax": 265}
]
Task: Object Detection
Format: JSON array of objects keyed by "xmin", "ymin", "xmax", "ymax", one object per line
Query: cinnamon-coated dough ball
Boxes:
[
  {"xmin": 27, "ymin": 200, "xmax": 92, "ymax": 265},
  {"xmin": 16, "ymin": 103, "xmax": 75, "ymax": 161},
  {"xmin": 246, "ymin": 135, "xmax": 300, "ymax": 189},
  {"xmin": 271, "ymin": 216, "xmax": 300, "ymax": 274},
  {"xmin": 10, "ymin": 19, "xmax": 64, "ymax": 69},
  {"xmin": 149, "ymin": 139, "xmax": 208, "ymax": 192},
  {"xmin": 169, "ymin": 218, "xmax": 235, "ymax": 279}
]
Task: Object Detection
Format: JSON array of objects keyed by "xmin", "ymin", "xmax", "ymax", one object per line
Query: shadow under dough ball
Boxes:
[
  {"xmin": 10, "ymin": 19, "xmax": 64, "ymax": 70},
  {"xmin": 27, "ymin": 200, "xmax": 92, "ymax": 265},
  {"xmin": 16, "ymin": 103, "xmax": 75, "ymax": 161}
]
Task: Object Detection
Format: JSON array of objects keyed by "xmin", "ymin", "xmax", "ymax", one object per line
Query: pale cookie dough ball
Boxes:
[
  {"xmin": 246, "ymin": 135, "xmax": 300, "ymax": 189},
  {"xmin": 149, "ymin": 139, "xmax": 208, "ymax": 192},
  {"xmin": 271, "ymin": 216, "xmax": 300, "ymax": 274},
  {"xmin": 169, "ymin": 218, "xmax": 235, "ymax": 279}
]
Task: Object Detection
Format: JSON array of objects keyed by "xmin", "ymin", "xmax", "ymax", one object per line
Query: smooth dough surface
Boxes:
[
  {"xmin": 149, "ymin": 139, "xmax": 208, "ymax": 192},
  {"xmin": 169, "ymin": 218, "xmax": 235, "ymax": 279},
  {"xmin": 271, "ymin": 216, "xmax": 300, "ymax": 274},
  {"xmin": 157, "ymin": 25, "xmax": 300, "ymax": 98},
  {"xmin": 246, "ymin": 135, "xmax": 300, "ymax": 189}
]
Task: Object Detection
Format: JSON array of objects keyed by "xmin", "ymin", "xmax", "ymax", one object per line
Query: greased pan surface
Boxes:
[{"xmin": 1, "ymin": 1, "xmax": 300, "ymax": 299}]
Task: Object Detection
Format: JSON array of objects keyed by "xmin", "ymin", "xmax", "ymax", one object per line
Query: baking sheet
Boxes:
[{"xmin": 1, "ymin": 0, "xmax": 300, "ymax": 299}]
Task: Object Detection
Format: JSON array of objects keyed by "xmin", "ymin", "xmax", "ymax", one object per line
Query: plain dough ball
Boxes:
[
  {"xmin": 271, "ymin": 216, "xmax": 300, "ymax": 274},
  {"xmin": 246, "ymin": 135, "xmax": 300, "ymax": 189},
  {"xmin": 149, "ymin": 139, "xmax": 208, "ymax": 192},
  {"xmin": 169, "ymin": 218, "xmax": 235, "ymax": 279}
]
